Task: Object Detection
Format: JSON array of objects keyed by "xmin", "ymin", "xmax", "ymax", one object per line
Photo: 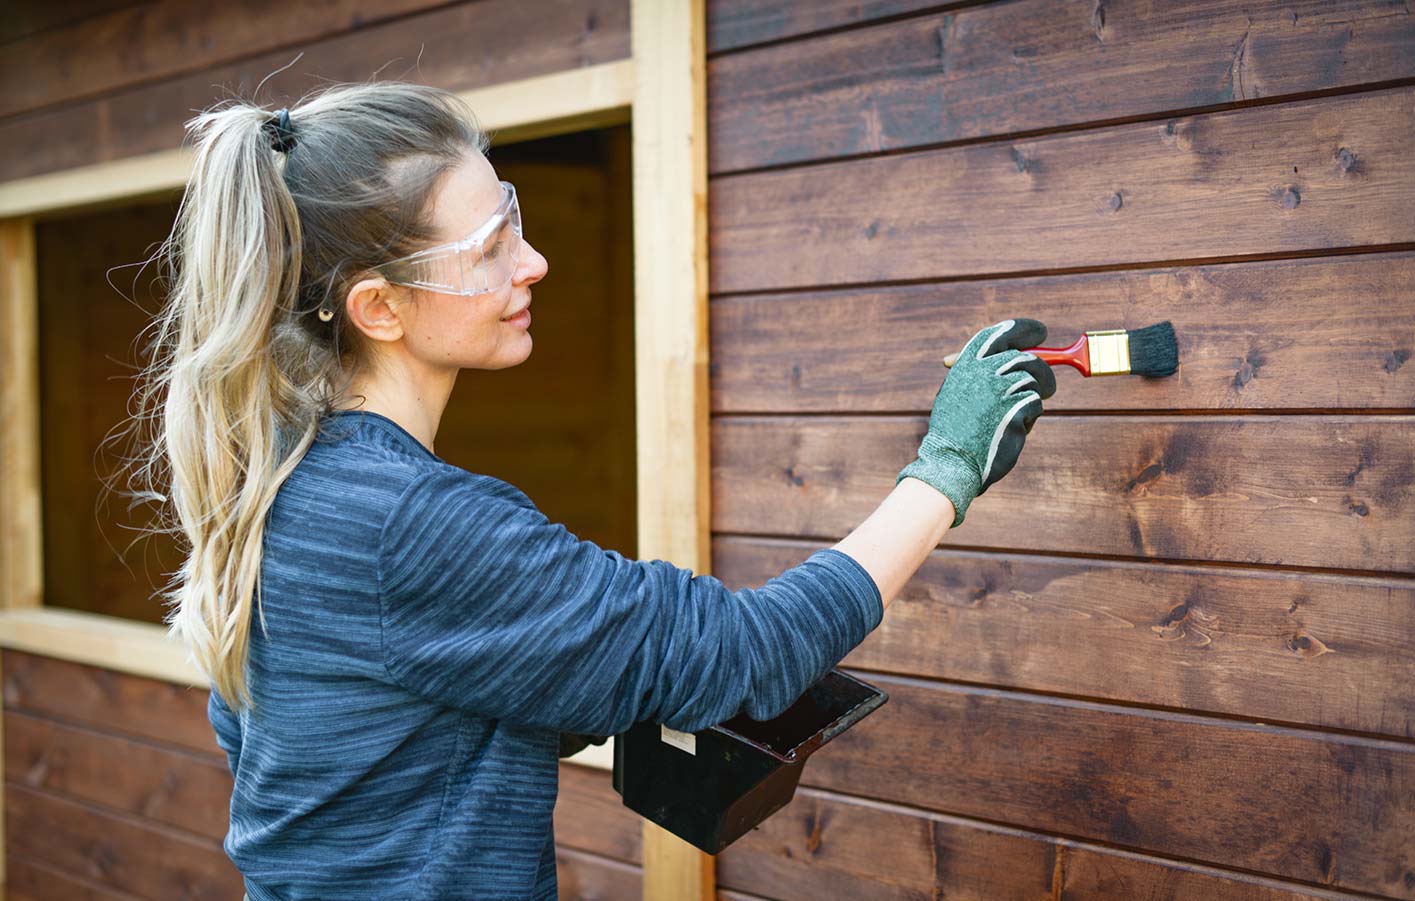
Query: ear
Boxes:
[{"xmin": 344, "ymin": 277, "xmax": 406, "ymax": 344}]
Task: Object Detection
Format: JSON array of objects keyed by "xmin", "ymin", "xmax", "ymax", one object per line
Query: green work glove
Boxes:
[{"xmin": 898, "ymin": 318, "xmax": 1056, "ymax": 527}]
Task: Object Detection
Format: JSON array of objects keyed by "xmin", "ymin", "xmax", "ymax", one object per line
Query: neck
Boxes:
[{"xmin": 336, "ymin": 355, "xmax": 457, "ymax": 454}]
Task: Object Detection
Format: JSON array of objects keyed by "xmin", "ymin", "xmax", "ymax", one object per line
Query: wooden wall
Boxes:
[
  {"xmin": 705, "ymin": 1, "xmax": 1415, "ymax": 899},
  {"xmin": 2, "ymin": 650, "xmax": 243, "ymax": 898},
  {"xmin": 1, "ymin": 649, "xmax": 646, "ymax": 899},
  {"xmin": 6, "ymin": 1, "xmax": 639, "ymax": 898}
]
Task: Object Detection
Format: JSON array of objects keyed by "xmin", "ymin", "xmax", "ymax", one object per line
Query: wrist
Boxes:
[
  {"xmin": 895, "ymin": 476, "xmax": 958, "ymax": 531},
  {"xmin": 897, "ymin": 452, "xmax": 979, "ymax": 528}
]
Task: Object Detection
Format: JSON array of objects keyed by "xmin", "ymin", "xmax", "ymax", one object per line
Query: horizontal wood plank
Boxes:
[
  {"xmin": 709, "ymin": 252, "xmax": 1415, "ymax": 413},
  {"xmin": 709, "ymin": 87, "xmax": 1415, "ymax": 293},
  {"xmin": 0, "ymin": 0, "xmax": 455, "ymax": 119},
  {"xmin": 556, "ymin": 762, "xmax": 643, "ymax": 864},
  {"xmin": 709, "ymin": 0, "xmax": 1415, "ymax": 172},
  {"xmin": 0, "ymin": 1, "xmax": 139, "ymax": 46},
  {"xmin": 2, "ymin": 650, "xmax": 220, "ymax": 756},
  {"xmin": 715, "ymin": 537, "xmax": 1415, "ymax": 738},
  {"xmin": 5, "ymin": 784, "xmax": 242, "ymax": 899},
  {"xmin": 717, "ymin": 786, "xmax": 1357, "ymax": 900},
  {"xmin": 5, "ymin": 710, "xmax": 232, "ymax": 841},
  {"xmin": 711, "ymin": 415, "xmax": 1415, "ymax": 572},
  {"xmin": 706, "ymin": 0, "xmax": 966, "ymax": 54},
  {"xmin": 555, "ymin": 847, "xmax": 643, "ymax": 899},
  {"xmin": 0, "ymin": 0, "xmax": 631, "ymax": 182},
  {"xmin": 4, "ymin": 854, "xmax": 142, "ymax": 900},
  {"xmin": 806, "ymin": 675, "xmax": 1415, "ymax": 897}
]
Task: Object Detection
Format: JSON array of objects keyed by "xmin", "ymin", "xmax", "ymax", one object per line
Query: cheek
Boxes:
[{"xmin": 413, "ymin": 294, "xmax": 516, "ymax": 360}]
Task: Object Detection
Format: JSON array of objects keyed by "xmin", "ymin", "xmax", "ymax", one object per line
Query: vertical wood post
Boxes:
[
  {"xmin": 0, "ymin": 217, "xmax": 42, "ymax": 614},
  {"xmin": 0, "ymin": 215, "xmax": 42, "ymax": 887},
  {"xmin": 631, "ymin": 0, "xmax": 713, "ymax": 898}
]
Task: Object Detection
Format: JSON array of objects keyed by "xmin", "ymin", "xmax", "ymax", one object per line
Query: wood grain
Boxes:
[
  {"xmin": 706, "ymin": 0, "xmax": 970, "ymax": 54},
  {"xmin": 806, "ymin": 675, "xmax": 1415, "ymax": 897},
  {"xmin": 715, "ymin": 537, "xmax": 1415, "ymax": 738},
  {"xmin": 0, "ymin": 0, "xmax": 455, "ymax": 119},
  {"xmin": 4, "ymin": 784, "xmax": 242, "ymax": 899},
  {"xmin": 555, "ymin": 847, "xmax": 643, "ymax": 899},
  {"xmin": 709, "ymin": 87, "xmax": 1415, "ymax": 293},
  {"xmin": 0, "ymin": 217, "xmax": 43, "ymax": 612},
  {"xmin": 716, "ymin": 786, "xmax": 1358, "ymax": 900},
  {"xmin": 4, "ymin": 854, "xmax": 142, "ymax": 900},
  {"xmin": 3, "ymin": 651, "xmax": 221, "ymax": 757},
  {"xmin": 711, "ymin": 415, "xmax": 1415, "ymax": 572},
  {"xmin": 556, "ymin": 762, "xmax": 643, "ymax": 865},
  {"xmin": 5, "ymin": 710, "xmax": 232, "ymax": 840},
  {"xmin": 0, "ymin": 0, "xmax": 631, "ymax": 181},
  {"xmin": 709, "ymin": 252, "xmax": 1415, "ymax": 413},
  {"xmin": 709, "ymin": 0, "xmax": 1415, "ymax": 173}
]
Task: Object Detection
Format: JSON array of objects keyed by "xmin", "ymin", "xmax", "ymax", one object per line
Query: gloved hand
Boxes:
[{"xmin": 898, "ymin": 318, "xmax": 1056, "ymax": 527}]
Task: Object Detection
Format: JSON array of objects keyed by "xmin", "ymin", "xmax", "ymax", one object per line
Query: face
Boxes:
[{"xmin": 391, "ymin": 150, "xmax": 548, "ymax": 371}]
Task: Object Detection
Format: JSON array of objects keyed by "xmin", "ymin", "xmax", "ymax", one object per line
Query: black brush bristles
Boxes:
[{"xmin": 1127, "ymin": 321, "xmax": 1179, "ymax": 377}]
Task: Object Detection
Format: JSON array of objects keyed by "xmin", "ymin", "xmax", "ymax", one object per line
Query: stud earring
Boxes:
[{"xmin": 318, "ymin": 308, "xmax": 334, "ymax": 322}]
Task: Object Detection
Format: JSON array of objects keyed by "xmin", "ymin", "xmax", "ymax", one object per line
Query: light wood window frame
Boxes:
[{"xmin": 0, "ymin": 2, "xmax": 712, "ymax": 895}]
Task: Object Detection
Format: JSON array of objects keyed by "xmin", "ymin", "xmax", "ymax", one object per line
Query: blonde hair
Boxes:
[{"xmin": 124, "ymin": 82, "xmax": 489, "ymax": 709}]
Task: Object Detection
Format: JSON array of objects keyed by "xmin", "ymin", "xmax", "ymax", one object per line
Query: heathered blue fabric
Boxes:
[{"xmin": 208, "ymin": 410, "xmax": 883, "ymax": 900}]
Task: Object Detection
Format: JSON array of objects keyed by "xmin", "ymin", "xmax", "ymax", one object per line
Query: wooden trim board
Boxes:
[
  {"xmin": 631, "ymin": 0, "xmax": 714, "ymax": 896},
  {"xmin": 0, "ymin": 608, "xmax": 199, "ymax": 686},
  {"xmin": 0, "ymin": 59, "xmax": 635, "ymax": 219},
  {"xmin": 0, "ymin": 219, "xmax": 42, "ymax": 614}
]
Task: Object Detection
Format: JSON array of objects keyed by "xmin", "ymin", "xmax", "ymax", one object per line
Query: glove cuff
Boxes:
[{"xmin": 897, "ymin": 451, "xmax": 981, "ymax": 528}]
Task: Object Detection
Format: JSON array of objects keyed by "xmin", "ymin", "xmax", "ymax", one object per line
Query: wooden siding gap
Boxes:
[
  {"xmin": 706, "ymin": 0, "xmax": 997, "ymax": 57},
  {"xmin": 826, "ymin": 665, "xmax": 1415, "ymax": 749},
  {"xmin": 710, "ymin": 74, "xmax": 1415, "ymax": 179},
  {"xmin": 4, "ymin": 851, "xmax": 145, "ymax": 900},
  {"xmin": 3, "ymin": 706, "xmax": 227, "ymax": 765},
  {"xmin": 836, "ymin": 667, "xmax": 1415, "ymax": 750},
  {"xmin": 709, "ymin": 0, "xmax": 1415, "ymax": 177},
  {"xmin": 713, "ymin": 531, "xmax": 1415, "ymax": 584},
  {"xmin": 711, "ymin": 530, "xmax": 1415, "ymax": 582},
  {"xmin": 4, "ymin": 712, "xmax": 231, "ymax": 842},
  {"xmin": 756, "ymin": 785, "xmax": 1377, "ymax": 901},
  {"xmin": 792, "ymin": 691, "xmax": 1415, "ymax": 896},
  {"xmin": 0, "ymin": 0, "xmax": 472, "ymax": 121},
  {"xmin": 4, "ymin": 781, "xmax": 227, "ymax": 851},
  {"xmin": 705, "ymin": 242, "xmax": 1415, "ymax": 300}
]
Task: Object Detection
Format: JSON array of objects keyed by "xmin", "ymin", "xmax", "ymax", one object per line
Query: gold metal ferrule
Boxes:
[{"xmin": 1086, "ymin": 329, "xmax": 1131, "ymax": 375}]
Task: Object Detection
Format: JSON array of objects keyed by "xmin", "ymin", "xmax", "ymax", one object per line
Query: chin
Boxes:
[{"xmin": 489, "ymin": 335, "xmax": 533, "ymax": 370}]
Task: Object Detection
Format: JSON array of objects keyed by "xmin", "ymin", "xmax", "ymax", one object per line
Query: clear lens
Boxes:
[{"xmin": 378, "ymin": 181, "xmax": 523, "ymax": 296}]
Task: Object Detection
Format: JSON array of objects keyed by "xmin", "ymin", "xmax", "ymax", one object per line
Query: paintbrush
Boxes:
[{"xmin": 943, "ymin": 321, "xmax": 1179, "ymax": 377}]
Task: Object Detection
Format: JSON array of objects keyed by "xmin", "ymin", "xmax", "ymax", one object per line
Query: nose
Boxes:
[{"xmin": 515, "ymin": 239, "xmax": 548, "ymax": 286}]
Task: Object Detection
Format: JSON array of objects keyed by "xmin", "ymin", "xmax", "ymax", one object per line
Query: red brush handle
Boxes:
[{"xmin": 1031, "ymin": 335, "xmax": 1090, "ymax": 376}]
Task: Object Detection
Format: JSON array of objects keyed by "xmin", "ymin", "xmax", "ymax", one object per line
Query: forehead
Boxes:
[{"xmin": 429, "ymin": 151, "xmax": 503, "ymax": 242}]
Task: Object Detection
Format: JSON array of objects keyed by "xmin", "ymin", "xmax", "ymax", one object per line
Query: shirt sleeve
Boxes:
[
  {"xmin": 207, "ymin": 689, "xmax": 243, "ymax": 777},
  {"xmin": 375, "ymin": 469, "xmax": 883, "ymax": 736}
]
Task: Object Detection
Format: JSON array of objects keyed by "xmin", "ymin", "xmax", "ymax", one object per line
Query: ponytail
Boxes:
[{"xmin": 122, "ymin": 83, "xmax": 487, "ymax": 709}]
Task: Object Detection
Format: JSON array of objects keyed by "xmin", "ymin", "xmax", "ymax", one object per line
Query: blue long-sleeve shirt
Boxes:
[{"xmin": 208, "ymin": 409, "xmax": 882, "ymax": 899}]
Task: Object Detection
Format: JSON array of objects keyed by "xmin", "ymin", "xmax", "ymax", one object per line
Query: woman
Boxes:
[{"xmin": 133, "ymin": 82, "xmax": 1054, "ymax": 899}]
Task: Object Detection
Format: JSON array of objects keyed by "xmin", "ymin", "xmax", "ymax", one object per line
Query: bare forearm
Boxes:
[{"xmin": 831, "ymin": 477, "xmax": 954, "ymax": 611}]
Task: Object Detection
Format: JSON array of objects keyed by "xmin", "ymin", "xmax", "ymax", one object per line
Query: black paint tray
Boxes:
[{"xmin": 612, "ymin": 669, "xmax": 888, "ymax": 854}]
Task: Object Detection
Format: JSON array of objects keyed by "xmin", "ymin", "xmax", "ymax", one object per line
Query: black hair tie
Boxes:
[{"xmin": 264, "ymin": 108, "xmax": 297, "ymax": 153}]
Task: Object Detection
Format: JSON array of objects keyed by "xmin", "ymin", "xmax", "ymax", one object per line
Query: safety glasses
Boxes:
[{"xmin": 375, "ymin": 181, "xmax": 523, "ymax": 296}]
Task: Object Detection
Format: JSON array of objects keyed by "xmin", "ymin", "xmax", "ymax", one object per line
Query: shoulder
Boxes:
[
  {"xmin": 382, "ymin": 466, "xmax": 538, "ymax": 532},
  {"xmin": 377, "ymin": 469, "xmax": 549, "ymax": 590}
]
